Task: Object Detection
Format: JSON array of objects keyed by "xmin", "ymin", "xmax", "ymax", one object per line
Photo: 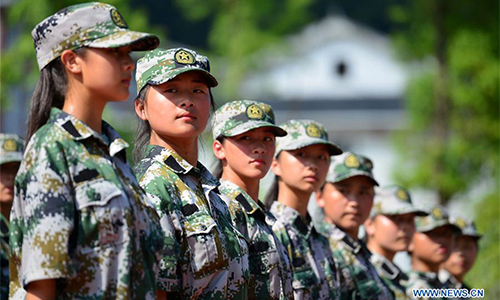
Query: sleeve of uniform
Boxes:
[
  {"xmin": 223, "ymin": 196, "xmax": 249, "ymax": 238},
  {"xmin": 10, "ymin": 141, "xmax": 75, "ymax": 288},
  {"xmin": 137, "ymin": 169, "xmax": 181, "ymax": 292}
]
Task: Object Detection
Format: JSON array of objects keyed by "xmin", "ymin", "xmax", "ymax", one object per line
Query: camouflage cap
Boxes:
[
  {"xmin": 212, "ymin": 100, "xmax": 287, "ymax": 140},
  {"xmin": 370, "ymin": 185, "xmax": 428, "ymax": 218},
  {"xmin": 414, "ymin": 205, "xmax": 460, "ymax": 233},
  {"xmin": 136, "ymin": 47, "xmax": 218, "ymax": 93},
  {"xmin": 450, "ymin": 216, "xmax": 482, "ymax": 239},
  {"xmin": 325, "ymin": 151, "xmax": 378, "ymax": 186},
  {"xmin": 32, "ymin": 2, "xmax": 159, "ymax": 70},
  {"xmin": 275, "ymin": 120, "xmax": 342, "ymax": 157},
  {"xmin": 0, "ymin": 134, "xmax": 24, "ymax": 165}
]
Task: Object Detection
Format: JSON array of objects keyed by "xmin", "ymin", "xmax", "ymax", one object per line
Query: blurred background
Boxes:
[{"xmin": 0, "ymin": 0, "xmax": 498, "ymax": 296}]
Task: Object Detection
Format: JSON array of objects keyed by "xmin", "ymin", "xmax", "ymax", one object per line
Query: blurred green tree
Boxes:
[{"xmin": 390, "ymin": 0, "xmax": 499, "ymax": 296}]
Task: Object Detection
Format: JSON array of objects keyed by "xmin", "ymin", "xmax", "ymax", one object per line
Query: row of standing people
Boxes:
[{"xmin": 0, "ymin": 2, "xmax": 481, "ymax": 300}]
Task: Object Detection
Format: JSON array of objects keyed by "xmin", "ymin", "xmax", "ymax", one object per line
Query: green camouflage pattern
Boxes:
[
  {"xmin": 414, "ymin": 205, "xmax": 459, "ymax": 233},
  {"xmin": 371, "ymin": 185, "xmax": 427, "ymax": 218},
  {"xmin": 438, "ymin": 269, "xmax": 470, "ymax": 293},
  {"xmin": 218, "ymin": 179, "xmax": 294, "ymax": 300},
  {"xmin": 136, "ymin": 47, "xmax": 218, "ymax": 93},
  {"xmin": 1, "ymin": 215, "xmax": 9, "ymax": 300},
  {"xmin": 33, "ymin": 2, "xmax": 159, "ymax": 70},
  {"xmin": 370, "ymin": 252, "xmax": 410, "ymax": 300},
  {"xmin": 325, "ymin": 151, "xmax": 379, "ymax": 186},
  {"xmin": 275, "ymin": 119, "xmax": 342, "ymax": 157},
  {"xmin": 9, "ymin": 108, "xmax": 163, "ymax": 299},
  {"xmin": 406, "ymin": 270, "xmax": 452, "ymax": 300},
  {"xmin": 134, "ymin": 145, "xmax": 249, "ymax": 299},
  {"xmin": 212, "ymin": 100, "xmax": 287, "ymax": 140},
  {"xmin": 0, "ymin": 133, "xmax": 24, "ymax": 165},
  {"xmin": 270, "ymin": 202, "xmax": 340, "ymax": 300},
  {"xmin": 449, "ymin": 216, "xmax": 482, "ymax": 239},
  {"xmin": 319, "ymin": 223, "xmax": 394, "ymax": 300}
]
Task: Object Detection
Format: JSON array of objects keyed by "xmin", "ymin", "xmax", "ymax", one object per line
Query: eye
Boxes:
[
  {"xmin": 193, "ymin": 88, "xmax": 206, "ymax": 93},
  {"xmin": 165, "ymin": 88, "xmax": 177, "ymax": 93},
  {"xmin": 239, "ymin": 135, "xmax": 251, "ymax": 141},
  {"xmin": 296, "ymin": 152, "xmax": 306, "ymax": 157},
  {"xmin": 318, "ymin": 154, "xmax": 327, "ymax": 160},
  {"xmin": 264, "ymin": 136, "xmax": 274, "ymax": 142}
]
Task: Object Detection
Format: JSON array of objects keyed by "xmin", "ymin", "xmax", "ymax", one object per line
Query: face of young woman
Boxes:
[
  {"xmin": 216, "ymin": 127, "xmax": 276, "ymax": 181},
  {"xmin": 141, "ymin": 71, "xmax": 211, "ymax": 140},
  {"xmin": 273, "ymin": 144, "xmax": 330, "ymax": 194},
  {"xmin": 442, "ymin": 235, "xmax": 478, "ymax": 278},
  {"xmin": 0, "ymin": 162, "xmax": 20, "ymax": 204},
  {"xmin": 412, "ymin": 225, "xmax": 455, "ymax": 265},
  {"xmin": 79, "ymin": 47, "xmax": 134, "ymax": 101},
  {"xmin": 319, "ymin": 176, "xmax": 375, "ymax": 233},
  {"xmin": 367, "ymin": 213, "xmax": 416, "ymax": 253}
]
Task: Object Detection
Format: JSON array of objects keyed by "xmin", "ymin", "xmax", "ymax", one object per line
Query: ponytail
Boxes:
[{"xmin": 133, "ymin": 85, "xmax": 152, "ymax": 164}]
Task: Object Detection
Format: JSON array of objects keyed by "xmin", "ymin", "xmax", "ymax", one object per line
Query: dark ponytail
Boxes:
[
  {"xmin": 133, "ymin": 85, "xmax": 152, "ymax": 164},
  {"xmin": 25, "ymin": 48, "xmax": 86, "ymax": 145},
  {"xmin": 211, "ymin": 136, "xmax": 226, "ymax": 179}
]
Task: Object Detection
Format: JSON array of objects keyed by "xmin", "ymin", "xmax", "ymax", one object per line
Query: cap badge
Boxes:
[
  {"xmin": 175, "ymin": 49, "xmax": 195, "ymax": 65},
  {"xmin": 455, "ymin": 218, "xmax": 467, "ymax": 229},
  {"xmin": 3, "ymin": 139, "xmax": 17, "ymax": 152},
  {"xmin": 246, "ymin": 104, "xmax": 264, "ymax": 120},
  {"xmin": 306, "ymin": 124, "xmax": 321, "ymax": 138},
  {"xmin": 345, "ymin": 154, "xmax": 360, "ymax": 168},
  {"xmin": 396, "ymin": 189, "xmax": 409, "ymax": 201},
  {"xmin": 110, "ymin": 9, "xmax": 128, "ymax": 28},
  {"xmin": 431, "ymin": 207, "xmax": 443, "ymax": 219}
]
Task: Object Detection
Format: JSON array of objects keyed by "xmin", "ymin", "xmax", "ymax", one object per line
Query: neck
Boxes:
[
  {"xmin": 367, "ymin": 239, "xmax": 396, "ymax": 261},
  {"xmin": 325, "ymin": 217, "xmax": 359, "ymax": 240},
  {"xmin": 63, "ymin": 86, "xmax": 105, "ymax": 134},
  {"xmin": 1, "ymin": 202, "xmax": 12, "ymax": 221},
  {"xmin": 150, "ymin": 131, "xmax": 198, "ymax": 166},
  {"xmin": 221, "ymin": 170, "xmax": 260, "ymax": 201},
  {"xmin": 276, "ymin": 181, "xmax": 311, "ymax": 217},
  {"xmin": 412, "ymin": 256, "xmax": 440, "ymax": 274}
]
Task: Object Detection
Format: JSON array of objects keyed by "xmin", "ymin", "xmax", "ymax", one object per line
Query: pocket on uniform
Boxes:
[
  {"xmin": 249, "ymin": 242, "xmax": 279, "ymax": 275},
  {"xmin": 184, "ymin": 212, "xmax": 229, "ymax": 279},
  {"xmin": 75, "ymin": 178, "xmax": 130, "ymax": 250}
]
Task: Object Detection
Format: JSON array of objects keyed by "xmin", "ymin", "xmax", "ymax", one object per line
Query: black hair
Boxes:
[
  {"xmin": 264, "ymin": 175, "xmax": 279, "ymax": 209},
  {"xmin": 132, "ymin": 83, "xmax": 216, "ymax": 163},
  {"xmin": 25, "ymin": 48, "xmax": 86, "ymax": 145}
]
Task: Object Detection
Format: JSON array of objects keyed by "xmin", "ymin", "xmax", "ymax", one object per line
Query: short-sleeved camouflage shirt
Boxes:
[
  {"xmin": 406, "ymin": 270, "xmax": 451, "ymax": 300},
  {"xmin": 370, "ymin": 252, "xmax": 410, "ymax": 300},
  {"xmin": 270, "ymin": 202, "xmax": 340, "ymax": 300},
  {"xmin": 319, "ymin": 223, "xmax": 394, "ymax": 300},
  {"xmin": 9, "ymin": 108, "xmax": 163, "ymax": 299},
  {"xmin": 1, "ymin": 214, "xmax": 9, "ymax": 300},
  {"xmin": 134, "ymin": 145, "xmax": 249, "ymax": 300},
  {"xmin": 218, "ymin": 180, "xmax": 294, "ymax": 300}
]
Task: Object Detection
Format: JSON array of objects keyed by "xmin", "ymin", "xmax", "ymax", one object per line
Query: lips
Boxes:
[
  {"xmin": 177, "ymin": 112, "xmax": 197, "ymax": 120},
  {"xmin": 250, "ymin": 159, "xmax": 265, "ymax": 165},
  {"xmin": 122, "ymin": 77, "xmax": 131, "ymax": 86}
]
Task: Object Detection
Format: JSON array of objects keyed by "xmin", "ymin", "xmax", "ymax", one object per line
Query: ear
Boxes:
[
  {"xmin": 60, "ymin": 50, "xmax": 82, "ymax": 74},
  {"xmin": 364, "ymin": 217, "xmax": 376, "ymax": 238},
  {"xmin": 271, "ymin": 157, "xmax": 281, "ymax": 177},
  {"xmin": 315, "ymin": 188, "xmax": 326, "ymax": 208},
  {"xmin": 135, "ymin": 98, "xmax": 148, "ymax": 121},
  {"xmin": 212, "ymin": 139, "xmax": 226, "ymax": 161}
]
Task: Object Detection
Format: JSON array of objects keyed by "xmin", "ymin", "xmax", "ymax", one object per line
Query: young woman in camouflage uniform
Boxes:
[
  {"xmin": 364, "ymin": 185, "xmax": 428, "ymax": 300},
  {"xmin": 265, "ymin": 119, "xmax": 342, "ymax": 300},
  {"xmin": 313, "ymin": 151, "xmax": 394, "ymax": 300},
  {"xmin": 211, "ymin": 100, "xmax": 294, "ymax": 300},
  {"xmin": 133, "ymin": 48, "xmax": 249, "ymax": 300},
  {"xmin": 9, "ymin": 3, "xmax": 163, "ymax": 299}
]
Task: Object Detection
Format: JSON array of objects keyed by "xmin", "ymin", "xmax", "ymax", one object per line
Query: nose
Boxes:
[
  {"xmin": 123, "ymin": 53, "xmax": 134, "ymax": 71},
  {"xmin": 253, "ymin": 141, "xmax": 266, "ymax": 155},
  {"xmin": 179, "ymin": 95, "xmax": 195, "ymax": 108}
]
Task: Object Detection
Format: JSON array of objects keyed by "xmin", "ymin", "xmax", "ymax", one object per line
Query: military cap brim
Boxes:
[
  {"xmin": 87, "ymin": 30, "xmax": 159, "ymax": 52},
  {"xmin": 222, "ymin": 122, "xmax": 287, "ymax": 139},
  {"xmin": 329, "ymin": 170, "xmax": 379, "ymax": 186},
  {"xmin": 145, "ymin": 67, "xmax": 218, "ymax": 90}
]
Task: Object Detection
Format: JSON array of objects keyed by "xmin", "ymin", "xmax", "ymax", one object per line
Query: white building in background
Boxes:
[{"xmin": 239, "ymin": 15, "xmax": 413, "ymax": 190}]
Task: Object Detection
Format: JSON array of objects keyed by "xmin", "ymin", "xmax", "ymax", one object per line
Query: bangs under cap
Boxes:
[
  {"xmin": 32, "ymin": 2, "xmax": 159, "ymax": 70},
  {"xmin": 325, "ymin": 151, "xmax": 378, "ymax": 186},
  {"xmin": 135, "ymin": 47, "xmax": 218, "ymax": 94},
  {"xmin": 212, "ymin": 100, "xmax": 287, "ymax": 140},
  {"xmin": 275, "ymin": 119, "xmax": 342, "ymax": 157}
]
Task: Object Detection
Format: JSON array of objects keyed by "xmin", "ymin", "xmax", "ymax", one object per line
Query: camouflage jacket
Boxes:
[
  {"xmin": 134, "ymin": 145, "xmax": 249, "ymax": 300},
  {"xmin": 270, "ymin": 202, "xmax": 340, "ymax": 300},
  {"xmin": 1, "ymin": 214, "xmax": 9, "ymax": 300},
  {"xmin": 218, "ymin": 180, "xmax": 294, "ymax": 300},
  {"xmin": 438, "ymin": 269, "xmax": 470, "ymax": 300},
  {"xmin": 406, "ymin": 270, "xmax": 452, "ymax": 300},
  {"xmin": 9, "ymin": 108, "xmax": 163, "ymax": 299},
  {"xmin": 370, "ymin": 252, "xmax": 410, "ymax": 300},
  {"xmin": 319, "ymin": 223, "xmax": 394, "ymax": 300}
]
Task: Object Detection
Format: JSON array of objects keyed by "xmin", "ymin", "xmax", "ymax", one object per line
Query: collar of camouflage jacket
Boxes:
[
  {"xmin": 320, "ymin": 223, "xmax": 372, "ymax": 256},
  {"xmin": 273, "ymin": 202, "xmax": 316, "ymax": 238},
  {"xmin": 50, "ymin": 107, "xmax": 128, "ymax": 157},
  {"xmin": 219, "ymin": 179, "xmax": 268, "ymax": 217},
  {"xmin": 371, "ymin": 252, "xmax": 407, "ymax": 281}
]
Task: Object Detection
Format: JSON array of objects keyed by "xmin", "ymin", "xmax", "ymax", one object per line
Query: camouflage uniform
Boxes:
[
  {"xmin": 135, "ymin": 146, "xmax": 249, "ymax": 299},
  {"xmin": 0, "ymin": 134, "xmax": 24, "ymax": 300},
  {"xmin": 406, "ymin": 206, "xmax": 460, "ymax": 300},
  {"xmin": 369, "ymin": 186, "xmax": 428, "ymax": 300},
  {"xmin": 10, "ymin": 108, "xmax": 163, "ymax": 299},
  {"xmin": 317, "ymin": 152, "xmax": 394, "ymax": 300},
  {"xmin": 269, "ymin": 120, "xmax": 342, "ymax": 300},
  {"xmin": 212, "ymin": 100, "xmax": 292, "ymax": 300}
]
